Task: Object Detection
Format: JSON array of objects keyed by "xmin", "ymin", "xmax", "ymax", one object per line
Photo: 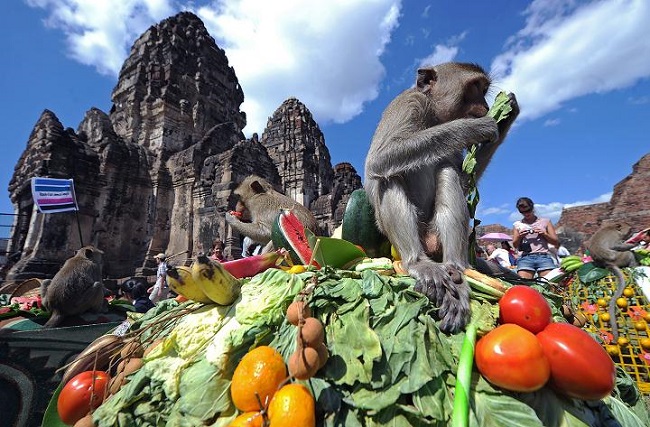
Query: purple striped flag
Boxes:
[{"xmin": 31, "ymin": 177, "xmax": 79, "ymax": 213}]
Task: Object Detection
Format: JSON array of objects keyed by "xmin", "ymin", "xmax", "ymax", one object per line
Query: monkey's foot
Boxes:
[{"xmin": 410, "ymin": 260, "xmax": 471, "ymax": 334}]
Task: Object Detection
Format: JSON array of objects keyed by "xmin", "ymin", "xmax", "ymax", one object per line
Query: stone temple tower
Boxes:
[{"xmin": 260, "ymin": 97, "xmax": 334, "ymax": 209}]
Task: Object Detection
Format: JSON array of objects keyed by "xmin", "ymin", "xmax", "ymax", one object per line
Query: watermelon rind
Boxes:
[{"xmin": 306, "ymin": 229, "xmax": 367, "ymax": 269}]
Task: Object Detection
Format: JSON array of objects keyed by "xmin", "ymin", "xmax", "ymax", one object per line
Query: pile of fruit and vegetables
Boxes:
[{"xmin": 43, "ymin": 205, "xmax": 650, "ymax": 427}]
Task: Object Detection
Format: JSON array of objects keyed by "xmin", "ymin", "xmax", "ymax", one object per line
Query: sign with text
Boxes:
[{"xmin": 31, "ymin": 177, "xmax": 79, "ymax": 213}]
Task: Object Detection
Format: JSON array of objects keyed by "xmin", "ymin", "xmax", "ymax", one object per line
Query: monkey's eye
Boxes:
[{"xmin": 476, "ymin": 81, "xmax": 489, "ymax": 96}]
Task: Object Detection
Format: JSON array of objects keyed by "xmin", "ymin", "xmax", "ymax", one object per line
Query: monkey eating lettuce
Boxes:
[{"xmin": 365, "ymin": 63, "xmax": 519, "ymax": 334}]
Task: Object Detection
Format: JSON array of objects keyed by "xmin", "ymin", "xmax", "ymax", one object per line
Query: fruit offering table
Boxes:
[{"xmin": 563, "ymin": 268, "xmax": 650, "ymax": 395}]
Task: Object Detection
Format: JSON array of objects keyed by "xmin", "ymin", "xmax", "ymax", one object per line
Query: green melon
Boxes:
[
  {"xmin": 271, "ymin": 209, "xmax": 318, "ymax": 266},
  {"xmin": 341, "ymin": 189, "xmax": 391, "ymax": 258}
]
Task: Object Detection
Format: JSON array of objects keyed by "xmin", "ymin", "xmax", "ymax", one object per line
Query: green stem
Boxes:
[{"xmin": 452, "ymin": 322, "xmax": 477, "ymax": 427}]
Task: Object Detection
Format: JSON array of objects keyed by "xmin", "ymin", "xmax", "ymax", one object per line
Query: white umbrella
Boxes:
[{"xmin": 479, "ymin": 232, "xmax": 513, "ymax": 241}]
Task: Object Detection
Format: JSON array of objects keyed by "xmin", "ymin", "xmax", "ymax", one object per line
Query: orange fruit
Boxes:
[
  {"xmin": 605, "ymin": 345, "xmax": 619, "ymax": 356},
  {"xmin": 229, "ymin": 411, "xmax": 264, "ymax": 427},
  {"xmin": 634, "ymin": 321, "xmax": 647, "ymax": 331},
  {"xmin": 640, "ymin": 338, "xmax": 650, "ymax": 351},
  {"xmin": 268, "ymin": 383, "xmax": 315, "ymax": 427},
  {"xmin": 230, "ymin": 346, "xmax": 287, "ymax": 412}
]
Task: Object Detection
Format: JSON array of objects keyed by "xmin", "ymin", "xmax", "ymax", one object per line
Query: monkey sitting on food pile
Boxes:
[
  {"xmin": 38, "ymin": 245, "xmax": 112, "ymax": 328},
  {"xmin": 44, "ymin": 65, "xmax": 649, "ymax": 427}
]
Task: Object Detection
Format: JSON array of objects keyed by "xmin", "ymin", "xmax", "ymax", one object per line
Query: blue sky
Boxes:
[{"xmin": 1, "ymin": 0, "xmax": 649, "ymax": 238}]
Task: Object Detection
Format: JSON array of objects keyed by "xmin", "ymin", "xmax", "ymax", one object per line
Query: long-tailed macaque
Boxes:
[
  {"xmin": 40, "ymin": 246, "xmax": 107, "ymax": 328},
  {"xmin": 585, "ymin": 223, "xmax": 637, "ymax": 339},
  {"xmin": 225, "ymin": 175, "xmax": 319, "ymax": 250},
  {"xmin": 365, "ymin": 62, "xmax": 519, "ymax": 333}
]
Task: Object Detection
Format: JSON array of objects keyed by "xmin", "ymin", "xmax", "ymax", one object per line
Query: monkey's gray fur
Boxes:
[
  {"xmin": 40, "ymin": 246, "xmax": 107, "ymax": 328},
  {"xmin": 585, "ymin": 222, "xmax": 637, "ymax": 340},
  {"xmin": 225, "ymin": 175, "xmax": 319, "ymax": 251},
  {"xmin": 365, "ymin": 62, "xmax": 519, "ymax": 334}
]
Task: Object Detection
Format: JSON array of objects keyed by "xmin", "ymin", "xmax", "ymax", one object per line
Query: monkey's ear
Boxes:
[
  {"xmin": 416, "ymin": 68, "xmax": 437, "ymax": 93},
  {"xmin": 250, "ymin": 180, "xmax": 266, "ymax": 194}
]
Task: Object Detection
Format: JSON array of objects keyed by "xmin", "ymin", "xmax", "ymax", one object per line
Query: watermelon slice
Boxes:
[{"xmin": 271, "ymin": 210, "xmax": 319, "ymax": 267}]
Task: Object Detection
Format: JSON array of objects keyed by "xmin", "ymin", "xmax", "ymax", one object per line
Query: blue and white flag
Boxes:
[{"xmin": 31, "ymin": 177, "xmax": 79, "ymax": 213}]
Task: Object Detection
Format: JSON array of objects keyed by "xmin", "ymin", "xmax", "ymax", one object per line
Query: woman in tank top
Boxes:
[{"xmin": 512, "ymin": 197, "xmax": 559, "ymax": 279}]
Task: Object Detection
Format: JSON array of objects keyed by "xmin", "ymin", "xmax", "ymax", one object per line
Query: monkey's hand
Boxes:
[
  {"xmin": 225, "ymin": 211, "xmax": 242, "ymax": 224},
  {"xmin": 408, "ymin": 259, "xmax": 471, "ymax": 334},
  {"xmin": 467, "ymin": 116, "xmax": 499, "ymax": 146}
]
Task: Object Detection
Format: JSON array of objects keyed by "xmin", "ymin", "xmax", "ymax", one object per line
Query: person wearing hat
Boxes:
[
  {"xmin": 121, "ymin": 278, "xmax": 155, "ymax": 313},
  {"xmin": 149, "ymin": 253, "xmax": 170, "ymax": 303}
]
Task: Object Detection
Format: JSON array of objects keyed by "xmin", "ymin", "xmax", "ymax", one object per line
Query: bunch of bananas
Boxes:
[
  {"xmin": 167, "ymin": 254, "xmax": 241, "ymax": 305},
  {"xmin": 560, "ymin": 255, "xmax": 584, "ymax": 273}
]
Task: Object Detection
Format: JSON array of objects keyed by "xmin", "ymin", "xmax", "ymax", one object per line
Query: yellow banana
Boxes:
[
  {"xmin": 167, "ymin": 265, "xmax": 213, "ymax": 304},
  {"xmin": 191, "ymin": 255, "xmax": 241, "ymax": 305}
]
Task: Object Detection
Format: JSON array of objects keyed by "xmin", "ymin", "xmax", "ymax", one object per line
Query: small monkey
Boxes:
[
  {"xmin": 365, "ymin": 62, "xmax": 519, "ymax": 333},
  {"xmin": 40, "ymin": 246, "xmax": 107, "ymax": 328},
  {"xmin": 585, "ymin": 223, "xmax": 637, "ymax": 340},
  {"xmin": 225, "ymin": 175, "xmax": 319, "ymax": 250}
]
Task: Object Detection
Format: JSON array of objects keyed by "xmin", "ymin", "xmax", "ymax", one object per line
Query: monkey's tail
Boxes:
[
  {"xmin": 608, "ymin": 265, "xmax": 627, "ymax": 341},
  {"xmin": 43, "ymin": 312, "xmax": 65, "ymax": 328}
]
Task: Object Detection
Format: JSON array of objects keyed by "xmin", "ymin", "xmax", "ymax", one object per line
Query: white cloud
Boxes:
[
  {"xmin": 27, "ymin": 0, "xmax": 403, "ymax": 135},
  {"xmin": 543, "ymin": 118, "xmax": 561, "ymax": 126},
  {"xmin": 628, "ymin": 96, "xmax": 649, "ymax": 105},
  {"xmin": 418, "ymin": 44, "xmax": 459, "ymax": 68},
  {"xmin": 198, "ymin": 0, "xmax": 402, "ymax": 134},
  {"xmin": 26, "ymin": 0, "xmax": 175, "ymax": 75},
  {"xmin": 490, "ymin": 0, "xmax": 650, "ymax": 121}
]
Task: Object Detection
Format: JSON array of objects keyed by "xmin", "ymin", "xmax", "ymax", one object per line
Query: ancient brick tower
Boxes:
[
  {"xmin": 5, "ymin": 12, "xmax": 361, "ymax": 280},
  {"xmin": 261, "ymin": 98, "xmax": 334, "ymax": 209}
]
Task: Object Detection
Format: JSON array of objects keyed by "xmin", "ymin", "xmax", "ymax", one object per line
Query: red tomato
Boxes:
[
  {"xmin": 475, "ymin": 323, "xmax": 550, "ymax": 392},
  {"xmin": 536, "ymin": 323, "xmax": 616, "ymax": 400},
  {"xmin": 58, "ymin": 370, "xmax": 110, "ymax": 425},
  {"xmin": 499, "ymin": 285, "xmax": 552, "ymax": 334}
]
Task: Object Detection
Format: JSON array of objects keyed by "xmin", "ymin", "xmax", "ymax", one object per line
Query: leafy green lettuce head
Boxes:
[{"xmin": 235, "ymin": 268, "xmax": 304, "ymax": 326}]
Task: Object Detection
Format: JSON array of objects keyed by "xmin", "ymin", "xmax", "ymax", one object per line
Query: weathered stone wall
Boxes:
[
  {"xmin": 261, "ymin": 98, "xmax": 334, "ymax": 209},
  {"xmin": 5, "ymin": 12, "xmax": 360, "ymax": 280},
  {"xmin": 556, "ymin": 153, "xmax": 650, "ymax": 252}
]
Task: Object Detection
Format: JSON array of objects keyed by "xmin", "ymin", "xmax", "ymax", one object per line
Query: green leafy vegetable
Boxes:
[{"xmin": 464, "ymin": 91, "xmax": 513, "ymax": 262}]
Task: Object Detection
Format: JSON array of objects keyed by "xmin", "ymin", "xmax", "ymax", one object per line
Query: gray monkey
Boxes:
[
  {"xmin": 225, "ymin": 175, "xmax": 319, "ymax": 251},
  {"xmin": 40, "ymin": 246, "xmax": 107, "ymax": 328},
  {"xmin": 585, "ymin": 222, "xmax": 637, "ymax": 340},
  {"xmin": 365, "ymin": 62, "xmax": 519, "ymax": 334}
]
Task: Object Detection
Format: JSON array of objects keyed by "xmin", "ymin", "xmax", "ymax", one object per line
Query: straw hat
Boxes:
[{"xmin": 154, "ymin": 253, "xmax": 166, "ymax": 260}]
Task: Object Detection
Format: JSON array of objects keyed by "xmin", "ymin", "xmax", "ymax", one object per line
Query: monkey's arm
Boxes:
[
  {"xmin": 611, "ymin": 243, "xmax": 636, "ymax": 252},
  {"xmin": 367, "ymin": 116, "xmax": 498, "ymax": 179},
  {"xmin": 472, "ymin": 93, "xmax": 519, "ymax": 182},
  {"xmin": 226, "ymin": 213, "xmax": 272, "ymax": 244}
]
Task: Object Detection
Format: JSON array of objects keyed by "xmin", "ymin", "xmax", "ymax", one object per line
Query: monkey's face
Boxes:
[
  {"xmin": 233, "ymin": 199, "xmax": 252, "ymax": 222},
  {"xmin": 462, "ymin": 77, "xmax": 490, "ymax": 119}
]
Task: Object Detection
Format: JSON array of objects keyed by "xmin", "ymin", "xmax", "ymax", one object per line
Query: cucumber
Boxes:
[{"xmin": 341, "ymin": 189, "xmax": 390, "ymax": 258}]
